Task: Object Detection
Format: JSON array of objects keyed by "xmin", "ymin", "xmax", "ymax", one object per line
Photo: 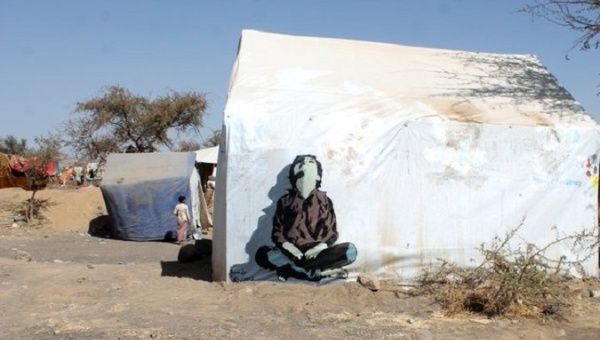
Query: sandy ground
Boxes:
[{"xmin": 1, "ymin": 187, "xmax": 600, "ymax": 339}]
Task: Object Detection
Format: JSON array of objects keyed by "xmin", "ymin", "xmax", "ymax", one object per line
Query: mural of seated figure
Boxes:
[{"xmin": 255, "ymin": 154, "xmax": 357, "ymax": 281}]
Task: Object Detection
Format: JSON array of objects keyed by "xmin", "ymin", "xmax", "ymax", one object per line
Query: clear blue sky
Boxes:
[{"xmin": 1, "ymin": 0, "xmax": 598, "ymax": 144}]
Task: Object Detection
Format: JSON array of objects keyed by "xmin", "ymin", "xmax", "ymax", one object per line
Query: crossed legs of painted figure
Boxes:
[{"xmin": 255, "ymin": 242, "xmax": 357, "ymax": 281}]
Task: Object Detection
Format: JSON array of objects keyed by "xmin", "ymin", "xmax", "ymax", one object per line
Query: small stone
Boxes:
[
  {"xmin": 11, "ymin": 222, "xmax": 19, "ymax": 229},
  {"xmin": 589, "ymin": 290, "xmax": 600, "ymax": 298},
  {"xmin": 13, "ymin": 249, "xmax": 32, "ymax": 262},
  {"xmin": 469, "ymin": 319, "xmax": 492, "ymax": 325},
  {"xmin": 557, "ymin": 329, "xmax": 567, "ymax": 337},
  {"xmin": 542, "ymin": 304, "xmax": 560, "ymax": 315},
  {"xmin": 406, "ymin": 318, "xmax": 414, "ymax": 324},
  {"xmin": 357, "ymin": 273, "xmax": 380, "ymax": 291},
  {"xmin": 53, "ymin": 259, "xmax": 64, "ymax": 264},
  {"xmin": 87, "ymin": 264, "xmax": 95, "ymax": 269},
  {"xmin": 470, "ymin": 318, "xmax": 491, "ymax": 325}
]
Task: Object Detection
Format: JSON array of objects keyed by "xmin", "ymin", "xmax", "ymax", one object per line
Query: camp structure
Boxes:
[
  {"xmin": 0, "ymin": 152, "xmax": 56, "ymax": 190},
  {"xmin": 213, "ymin": 30, "xmax": 600, "ymax": 282},
  {"xmin": 195, "ymin": 145, "xmax": 219, "ymax": 191},
  {"xmin": 101, "ymin": 152, "xmax": 201, "ymax": 241},
  {"xmin": 0, "ymin": 153, "xmax": 28, "ymax": 189},
  {"xmin": 195, "ymin": 145, "xmax": 219, "ymax": 165},
  {"xmin": 195, "ymin": 146, "xmax": 219, "ymax": 228}
]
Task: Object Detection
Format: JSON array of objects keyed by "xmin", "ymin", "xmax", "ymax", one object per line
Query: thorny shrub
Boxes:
[
  {"xmin": 414, "ymin": 217, "xmax": 599, "ymax": 318},
  {"xmin": 18, "ymin": 198, "xmax": 51, "ymax": 224}
]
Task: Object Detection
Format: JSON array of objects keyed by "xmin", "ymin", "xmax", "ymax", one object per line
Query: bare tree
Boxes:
[
  {"xmin": 175, "ymin": 128, "xmax": 222, "ymax": 152},
  {"xmin": 65, "ymin": 86, "xmax": 208, "ymax": 161},
  {"xmin": 177, "ymin": 139, "xmax": 202, "ymax": 152},
  {"xmin": 0, "ymin": 135, "xmax": 28, "ymax": 155},
  {"xmin": 22, "ymin": 135, "xmax": 62, "ymax": 222},
  {"xmin": 521, "ymin": 1, "xmax": 600, "ymax": 52},
  {"xmin": 201, "ymin": 129, "xmax": 222, "ymax": 148}
]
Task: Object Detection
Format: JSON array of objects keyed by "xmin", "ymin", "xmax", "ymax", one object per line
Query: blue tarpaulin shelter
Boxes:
[{"xmin": 101, "ymin": 152, "xmax": 200, "ymax": 241}]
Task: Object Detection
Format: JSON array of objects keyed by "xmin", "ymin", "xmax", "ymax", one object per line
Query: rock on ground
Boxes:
[{"xmin": 357, "ymin": 273, "xmax": 380, "ymax": 291}]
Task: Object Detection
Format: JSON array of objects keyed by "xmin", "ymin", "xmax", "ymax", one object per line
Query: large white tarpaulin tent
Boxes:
[{"xmin": 213, "ymin": 30, "xmax": 600, "ymax": 282}]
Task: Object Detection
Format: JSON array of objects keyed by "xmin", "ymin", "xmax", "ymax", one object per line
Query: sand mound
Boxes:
[{"xmin": 0, "ymin": 186, "xmax": 106, "ymax": 232}]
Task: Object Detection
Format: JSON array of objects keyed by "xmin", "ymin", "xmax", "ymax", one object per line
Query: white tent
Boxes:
[
  {"xmin": 213, "ymin": 30, "xmax": 600, "ymax": 282},
  {"xmin": 195, "ymin": 146, "xmax": 219, "ymax": 164}
]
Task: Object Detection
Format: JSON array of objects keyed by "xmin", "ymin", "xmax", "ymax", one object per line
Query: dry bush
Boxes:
[
  {"xmin": 18, "ymin": 198, "xmax": 52, "ymax": 225},
  {"xmin": 415, "ymin": 217, "xmax": 598, "ymax": 318}
]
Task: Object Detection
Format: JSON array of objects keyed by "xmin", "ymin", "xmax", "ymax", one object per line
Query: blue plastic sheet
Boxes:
[{"xmin": 101, "ymin": 152, "xmax": 196, "ymax": 241}]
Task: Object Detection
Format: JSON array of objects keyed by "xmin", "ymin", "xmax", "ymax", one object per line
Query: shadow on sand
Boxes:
[
  {"xmin": 160, "ymin": 239, "xmax": 213, "ymax": 281},
  {"xmin": 87, "ymin": 215, "xmax": 113, "ymax": 239},
  {"xmin": 89, "ymin": 214, "xmax": 212, "ymax": 280}
]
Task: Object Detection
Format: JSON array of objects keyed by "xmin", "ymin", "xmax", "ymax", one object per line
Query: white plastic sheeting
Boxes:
[
  {"xmin": 195, "ymin": 146, "xmax": 219, "ymax": 164},
  {"xmin": 213, "ymin": 30, "xmax": 600, "ymax": 282}
]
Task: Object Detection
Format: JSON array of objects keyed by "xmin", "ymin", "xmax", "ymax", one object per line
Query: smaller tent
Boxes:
[
  {"xmin": 194, "ymin": 146, "xmax": 219, "ymax": 228},
  {"xmin": 101, "ymin": 152, "xmax": 200, "ymax": 241}
]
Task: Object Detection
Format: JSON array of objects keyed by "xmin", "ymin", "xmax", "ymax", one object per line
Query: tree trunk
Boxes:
[{"xmin": 27, "ymin": 189, "xmax": 37, "ymax": 222}]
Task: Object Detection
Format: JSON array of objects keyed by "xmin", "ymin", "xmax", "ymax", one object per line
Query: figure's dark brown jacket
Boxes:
[{"xmin": 272, "ymin": 189, "xmax": 338, "ymax": 252}]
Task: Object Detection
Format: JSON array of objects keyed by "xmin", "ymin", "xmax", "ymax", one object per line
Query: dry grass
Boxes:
[
  {"xmin": 17, "ymin": 198, "xmax": 52, "ymax": 224},
  {"xmin": 414, "ymin": 217, "xmax": 598, "ymax": 318}
]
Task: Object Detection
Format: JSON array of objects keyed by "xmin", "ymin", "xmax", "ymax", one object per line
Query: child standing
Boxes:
[{"xmin": 173, "ymin": 195, "xmax": 190, "ymax": 244}]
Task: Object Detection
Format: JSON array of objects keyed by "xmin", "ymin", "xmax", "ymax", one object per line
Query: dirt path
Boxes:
[
  {"xmin": 1, "ymin": 188, "xmax": 600, "ymax": 339},
  {"xmin": 0, "ymin": 232, "xmax": 181, "ymax": 265},
  {"xmin": 2, "ymin": 248, "xmax": 600, "ymax": 339}
]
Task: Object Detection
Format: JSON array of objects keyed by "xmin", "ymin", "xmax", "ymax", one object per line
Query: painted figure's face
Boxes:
[{"xmin": 293, "ymin": 156, "xmax": 320, "ymax": 199}]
